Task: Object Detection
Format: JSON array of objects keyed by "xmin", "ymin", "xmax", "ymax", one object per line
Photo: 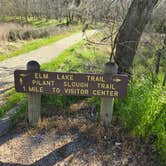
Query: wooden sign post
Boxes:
[
  {"xmin": 14, "ymin": 61, "xmax": 128, "ymax": 126},
  {"xmin": 100, "ymin": 62, "xmax": 118, "ymax": 128},
  {"xmin": 27, "ymin": 61, "xmax": 41, "ymax": 126}
]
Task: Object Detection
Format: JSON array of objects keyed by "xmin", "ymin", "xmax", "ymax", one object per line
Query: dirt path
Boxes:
[
  {"xmin": 0, "ymin": 31, "xmax": 95, "ymax": 106},
  {"xmin": 0, "ymin": 101, "xmax": 159, "ymax": 166}
]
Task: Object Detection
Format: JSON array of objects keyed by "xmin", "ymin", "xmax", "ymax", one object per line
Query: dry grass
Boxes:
[{"xmin": 0, "ymin": 40, "xmax": 25, "ymax": 55}]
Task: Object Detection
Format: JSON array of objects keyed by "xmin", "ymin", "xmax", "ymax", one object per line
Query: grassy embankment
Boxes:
[{"xmin": 0, "ymin": 39, "xmax": 165, "ymax": 165}]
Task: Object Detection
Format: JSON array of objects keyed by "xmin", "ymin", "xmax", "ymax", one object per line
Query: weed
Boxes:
[
  {"xmin": 0, "ymin": 89, "xmax": 25, "ymax": 117},
  {"xmin": 114, "ymin": 74, "xmax": 166, "ymax": 163}
]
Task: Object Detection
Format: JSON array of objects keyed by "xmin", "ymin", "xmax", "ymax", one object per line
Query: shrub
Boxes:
[
  {"xmin": 22, "ymin": 30, "xmax": 32, "ymax": 40},
  {"xmin": 115, "ymin": 74, "xmax": 166, "ymax": 164},
  {"xmin": 154, "ymin": 22, "xmax": 166, "ymax": 34},
  {"xmin": 7, "ymin": 30, "xmax": 19, "ymax": 41},
  {"xmin": 6, "ymin": 25, "xmax": 74, "ymax": 42}
]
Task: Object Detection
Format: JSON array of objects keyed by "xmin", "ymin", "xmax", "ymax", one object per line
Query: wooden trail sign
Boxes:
[{"xmin": 14, "ymin": 70, "xmax": 128, "ymax": 98}]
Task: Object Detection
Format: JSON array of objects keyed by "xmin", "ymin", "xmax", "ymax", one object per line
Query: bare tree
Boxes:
[{"xmin": 113, "ymin": 0, "xmax": 159, "ymax": 74}]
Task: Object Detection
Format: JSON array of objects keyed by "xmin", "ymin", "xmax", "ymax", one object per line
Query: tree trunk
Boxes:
[{"xmin": 114, "ymin": 0, "xmax": 158, "ymax": 74}]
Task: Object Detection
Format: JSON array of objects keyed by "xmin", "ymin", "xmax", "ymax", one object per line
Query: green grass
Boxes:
[
  {"xmin": 42, "ymin": 42, "xmax": 108, "ymax": 73},
  {"xmin": 27, "ymin": 19, "xmax": 61, "ymax": 28},
  {"xmin": 41, "ymin": 42, "xmax": 82, "ymax": 71},
  {"xmin": 114, "ymin": 74, "xmax": 166, "ymax": 164},
  {"xmin": 23, "ymin": 18, "xmax": 66, "ymax": 28},
  {"xmin": 0, "ymin": 27, "xmax": 80, "ymax": 61},
  {"xmin": 0, "ymin": 89, "xmax": 25, "ymax": 117},
  {"xmin": 11, "ymin": 100, "xmax": 28, "ymax": 126},
  {"xmin": 0, "ymin": 16, "xmax": 65, "ymax": 28},
  {"xmin": 32, "ymin": 19, "xmax": 67, "ymax": 28},
  {"xmin": 41, "ymin": 41, "xmax": 84, "ymax": 71}
]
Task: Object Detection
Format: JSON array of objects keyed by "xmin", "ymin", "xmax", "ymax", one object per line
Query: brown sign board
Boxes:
[{"xmin": 14, "ymin": 70, "xmax": 128, "ymax": 98}]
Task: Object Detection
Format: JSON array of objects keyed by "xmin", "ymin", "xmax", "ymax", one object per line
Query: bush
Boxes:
[
  {"xmin": 6, "ymin": 25, "xmax": 74, "ymax": 42},
  {"xmin": 154, "ymin": 22, "xmax": 166, "ymax": 34},
  {"xmin": 22, "ymin": 30, "xmax": 32, "ymax": 40},
  {"xmin": 7, "ymin": 30, "xmax": 20, "ymax": 41},
  {"xmin": 114, "ymin": 74, "xmax": 166, "ymax": 164}
]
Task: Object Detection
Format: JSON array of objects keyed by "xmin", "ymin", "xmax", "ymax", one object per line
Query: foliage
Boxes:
[
  {"xmin": 1, "ymin": 16, "xmax": 63, "ymax": 28},
  {"xmin": 114, "ymin": 74, "xmax": 166, "ymax": 164},
  {"xmin": 11, "ymin": 100, "xmax": 28, "ymax": 126},
  {"xmin": 154, "ymin": 21, "xmax": 166, "ymax": 34},
  {"xmin": 0, "ymin": 89, "xmax": 25, "ymax": 117}
]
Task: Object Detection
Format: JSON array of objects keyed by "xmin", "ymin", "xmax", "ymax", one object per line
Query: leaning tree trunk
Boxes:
[{"xmin": 114, "ymin": 0, "xmax": 158, "ymax": 74}]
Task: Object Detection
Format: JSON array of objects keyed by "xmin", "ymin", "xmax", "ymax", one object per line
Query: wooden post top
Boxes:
[
  {"xmin": 104, "ymin": 62, "xmax": 118, "ymax": 75},
  {"xmin": 27, "ymin": 61, "xmax": 40, "ymax": 71}
]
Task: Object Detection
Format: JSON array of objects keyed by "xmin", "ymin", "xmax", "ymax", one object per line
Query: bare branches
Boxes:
[{"xmin": 0, "ymin": 0, "xmax": 130, "ymax": 25}]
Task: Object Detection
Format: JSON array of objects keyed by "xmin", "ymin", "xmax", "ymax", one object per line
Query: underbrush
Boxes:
[
  {"xmin": 114, "ymin": 74, "xmax": 166, "ymax": 164},
  {"xmin": 0, "ymin": 89, "xmax": 25, "ymax": 117},
  {"xmin": 6, "ymin": 25, "xmax": 78, "ymax": 42}
]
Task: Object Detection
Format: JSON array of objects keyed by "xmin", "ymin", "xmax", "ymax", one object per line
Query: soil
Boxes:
[{"xmin": 0, "ymin": 101, "xmax": 160, "ymax": 166}]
